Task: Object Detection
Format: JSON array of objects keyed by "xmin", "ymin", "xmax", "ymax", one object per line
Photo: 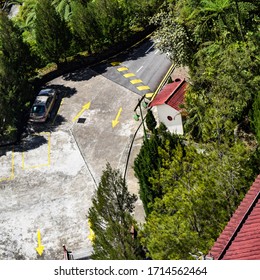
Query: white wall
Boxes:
[{"xmin": 157, "ymin": 104, "xmax": 183, "ymax": 135}]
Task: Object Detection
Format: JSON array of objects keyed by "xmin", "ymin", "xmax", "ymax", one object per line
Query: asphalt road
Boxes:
[
  {"xmin": 0, "ymin": 39, "xmax": 172, "ymax": 260},
  {"xmin": 91, "ymin": 38, "xmax": 172, "ymax": 95}
]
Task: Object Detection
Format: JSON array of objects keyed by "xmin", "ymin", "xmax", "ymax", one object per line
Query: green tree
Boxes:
[
  {"xmin": 88, "ymin": 163, "xmax": 144, "ymax": 260},
  {"xmin": 141, "ymin": 141, "xmax": 257, "ymax": 259},
  {"xmin": 150, "ymin": 5, "xmax": 195, "ymax": 66},
  {"xmin": 145, "ymin": 109, "xmax": 157, "ymax": 132},
  {"xmin": 91, "ymin": 0, "xmax": 130, "ymax": 46},
  {"xmin": 34, "ymin": 0, "xmax": 72, "ymax": 65},
  {"xmin": 69, "ymin": 0, "xmax": 101, "ymax": 53},
  {"xmin": 0, "ymin": 10, "xmax": 34, "ymax": 140},
  {"xmin": 134, "ymin": 126, "xmax": 181, "ymax": 215}
]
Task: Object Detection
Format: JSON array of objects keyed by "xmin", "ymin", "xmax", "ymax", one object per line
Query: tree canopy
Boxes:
[
  {"xmin": 0, "ymin": 10, "xmax": 34, "ymax": 141},
  {"xmin": 135, "ymin": 0, "xmax": 259, "ymax": 259},
  {"xmin": 88, "ymin": 163, "xmax": 144, "ymax": 260}
]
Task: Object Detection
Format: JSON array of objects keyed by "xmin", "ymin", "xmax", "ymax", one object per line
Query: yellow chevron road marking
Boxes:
[
  {"xmin": 137, "ymin": 85, "xmax": 150, "ymax": 91},
  {"xmin": 110, "ymin": 62, "xmax": 121, "ymax": 66},
  {"xmin": 130, "ymin": 79, "xmax": 142, "ymax": 84},
  {"xmin": 145, "ymin": 93, "xmax": 154, "ymax": 99},
  {"xmin": 123, "ymin": 73, "xmax": 135, "ymax": 78},
  {"xmin": 117, "ymin": 67, "xmax": 128, "ymax": 72}
]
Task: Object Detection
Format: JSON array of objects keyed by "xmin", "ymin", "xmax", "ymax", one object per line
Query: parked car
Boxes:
[{"xmin": 29, "ymin": 88, "xmax": 57, "ymax": 123}]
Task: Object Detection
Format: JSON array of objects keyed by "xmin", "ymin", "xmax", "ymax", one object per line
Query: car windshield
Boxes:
[{"xmin": 31, "ymin": 105, "xmax": 45, "ymax": 114}]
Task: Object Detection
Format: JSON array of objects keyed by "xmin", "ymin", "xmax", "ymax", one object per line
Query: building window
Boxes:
[{"xmin": 167, "ymin": 116, "xmax": 173, "ymax": 121}]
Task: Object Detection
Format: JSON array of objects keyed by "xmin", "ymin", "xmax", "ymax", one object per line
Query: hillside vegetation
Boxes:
[{"xmin": 134, "ymin": 0, "xmax": 260, "ymax": 259}]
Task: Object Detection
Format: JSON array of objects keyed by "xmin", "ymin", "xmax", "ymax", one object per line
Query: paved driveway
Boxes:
[
  {"xmin": 0, "ymin": 38, "xmax": 172, "ymax": 259},
  {"xmin": 0, "ymin": 67, "xmax": 144, "ymax": 260}
]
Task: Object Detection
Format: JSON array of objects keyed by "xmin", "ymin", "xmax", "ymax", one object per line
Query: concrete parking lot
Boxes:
[{"xmin": 0, "ymin": 67, "xmax": 145, "ymax": 260}]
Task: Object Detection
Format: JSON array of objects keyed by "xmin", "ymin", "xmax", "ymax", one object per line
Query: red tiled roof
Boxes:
[
  {"xmin": 209, "ymin": 175, "xmax": 260, "ymax": 260},
  {"xmin": 149, "ymin": 79, "xmax": 187, "ymax": 111}
]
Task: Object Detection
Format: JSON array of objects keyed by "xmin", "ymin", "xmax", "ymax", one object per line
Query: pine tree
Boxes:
[
  {"xmin": 69, "ymin": 0, "xmax": 101, "ymax": 53},
  {"xmin": 34, "ymin": 0, "xmax": 72, "ymax": 65},
  {"xmin": 0, "ymin": 11, "xmax": 34, "ymax": 140},
  {"xmin": 88, "ymin": 163, "xmax": 145, "ymax": 260},
  {"xmin": 134, "ymin": 126, "xmax": 181, "ymax": 215},
  {"xmin": 145, "ymin": 109, "xmax": 157, "ymax": 132}
]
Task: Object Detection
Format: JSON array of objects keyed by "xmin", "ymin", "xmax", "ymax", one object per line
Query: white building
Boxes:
[{"xmin": 149, "ymin": 78, "xmax": 188, "ymax": 135}]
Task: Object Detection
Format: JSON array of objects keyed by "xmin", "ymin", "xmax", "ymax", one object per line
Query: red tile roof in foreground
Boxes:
[
  {"xmin": 209, "ymin": 175, "xmax": 260, "ymax": 260},
  {"xmin": 149, "ymin": 78, "xmax": 187, "ymax": 111}
]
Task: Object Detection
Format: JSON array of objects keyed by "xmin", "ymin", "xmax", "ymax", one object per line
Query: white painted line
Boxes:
[
  {"xmin": 145, "ymin": 43, "xmax": 155, "ymax": 54},
  {"xmin": 155, "ymin": 49, "xmax": 159, "ymax": 54},
  {"xmin": 136, "ymin": 66, "xmax": 143, "ymax": 73}
]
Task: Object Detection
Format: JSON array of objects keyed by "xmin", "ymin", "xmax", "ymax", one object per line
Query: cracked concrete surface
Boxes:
[{"xmin": 0, "ymin": 68, "xmax": 146, "ymax": 259}]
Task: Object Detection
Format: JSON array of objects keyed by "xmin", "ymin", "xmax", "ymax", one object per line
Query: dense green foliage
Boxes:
[
  {"xmin": 151, "ymin": 0, "xmax": 259, "ymax": 144},
  {"xmin": 134, "ymin": 123, "xmax": 181, "ymax": 215},
  {"xmin": 145, "ymin": 109, "xmax": 157, "ymax": 132},
  {"xmin": 252, "ymin": 88, "xmax": 260, "ymax": 143},
  {"xmin": 88, "ymin": 163, "xmax": 145, "ymax": 260},
  {"xmin": 0, "ymin": 11, "xmax": 34, "ymax": 141},
  {"xmin": 34, "ymin": 0, "xmax": 72, "ymax": 65},
  {"xmin": 140, "ymin": 140, "xmax": 258, "ymax": 259},
  {"xmin": 133, "ymin": 0, "xmax": 260, "ymax": 260},
  {"xmin": 15, "ymin": 0, "xmax": 164, "ymax": 55}
]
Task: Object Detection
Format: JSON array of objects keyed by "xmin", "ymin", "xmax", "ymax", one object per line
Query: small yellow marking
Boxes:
[
  {"xmin": 112, "ymin": 107, "xmax": 123, "ymax": 128},
  {"xmin": 88, "ymin": 220, "xmax": 95, "ymax": 243},
  {"xmin": 137, "ymin": 85, "xmax": 150, "ymax": 91},
  {"xmin": 145, "ymin": 93, "xmax": 154, "ymax": 99},
  {"xmin": 35, "ymin": 229, "xmax": 44, "ymax": 256},
  {"xmin": 0, "ymin": 149, "xmax": 15, "ymax": 182},
  {"xmin": 123, "ymin": 73, "xmax": 135, "ymax": 78},
  {"xmin": 22, "ymin": 132, "xmax": 51, "ymax": 170},
  {"xmin": 130, "ymin": 79, "xmax": 142, "ymax": 84},
  {"xmin": 117, "ymin": 67, "xmax": 128, "ymax": 72},
  {"xmin": 110, "ymin": 62, "xmax": 121, "ymax": 66},
  {"xmin": 72, "ymin": 102, "xmax": 91, "ymax": 123}
]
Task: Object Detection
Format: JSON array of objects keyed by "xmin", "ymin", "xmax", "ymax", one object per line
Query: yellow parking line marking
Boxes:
[
  {"xmin": 145, "ymin": 93, "xmax": 154, "ymax": 99},
  {"xmin": 130, "ymin": 79, "xmax": 142, "ymax": 84},
  {"xmin": 123, "ymin": 73, "xmax": 135, "ymax": 78},
  {"xmin": 111, "ymin": 62, "xmax": 121, "ymax": 66},
  {"xmin": 22, "ymin": 132, "xmax": 51, "ymax": 170},
  {"xmin": 117, "ymin": 67, "xmax": 128, "ymax": 72},
  {"xmin": 137, "ymin": 85, "xmax": 150, "ymax": 91},
  {"xmin": 0, "ymin": 149, "xmax": 15, "ymax": 182}
]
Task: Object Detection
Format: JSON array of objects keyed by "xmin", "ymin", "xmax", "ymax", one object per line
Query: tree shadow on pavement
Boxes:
[
  {"xmin": 18, "ymin": 134, "xmax": 48, "ymax": 152},
  {"xmin": 62, "ymin": 67, "xmax": 97, "ymax": 82},
  {"xmin": 46, "ymin": 84, "xmax": 77, "ymax": 98}
]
